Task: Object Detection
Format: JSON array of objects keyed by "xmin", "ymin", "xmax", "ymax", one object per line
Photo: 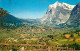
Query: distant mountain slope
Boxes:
[
  {"xmin": 5, "ymin": 14, "xmax": 22, "ymax": 23},
  {"xmin": 66, "ymin": 3, "xmax": 80, "ymax": 27},
  {"xmin": 3, "ymin": 14, "xmax": 41, "ymax": 27},
  {"xmin": 21, "ymin": 19, "xmax": 40, "ymax": 25},
  {"xmin": 40, "ymin": 1, "xmax": 75, "ymax": 25}
]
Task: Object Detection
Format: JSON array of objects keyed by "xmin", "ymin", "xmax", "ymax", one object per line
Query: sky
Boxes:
[{"xmin": 0, "ymin": 0, "xmax": 80, "ymax": 19}]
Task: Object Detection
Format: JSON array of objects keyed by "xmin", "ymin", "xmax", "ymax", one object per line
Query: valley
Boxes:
[{"xmin": 0, "ymin": 1, "xmax": 80, "ymax": 51}]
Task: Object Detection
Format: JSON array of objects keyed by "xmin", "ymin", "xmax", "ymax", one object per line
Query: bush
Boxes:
[{"xmin": 62, "ymin": 43, "xmax": 80, "ymax": 50}]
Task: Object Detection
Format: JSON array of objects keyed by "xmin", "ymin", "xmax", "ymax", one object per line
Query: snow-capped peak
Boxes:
[
  {"xmin": 49, "ymin": 1, "xmax": 75, "ymax": 10},
  {"xmin": 49, "ymin": 1, "xmax": 61, "ymax": 8},
  {"xmin": 55, "ymin": 1, "xmax": 59, "ymax": 4}
]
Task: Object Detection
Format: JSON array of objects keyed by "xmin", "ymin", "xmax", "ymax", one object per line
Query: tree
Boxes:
[
  {"xmin": 47, "ymin": 35, "xmax": 53, "ymax": 39},
  {"xmin": 73, "ymin": 38, "xmax": 76, "ymax": 41},
  {"xmin": 70, "ymin": 34, "xmax": 74, "ymax": 37},
  {"xmin": 68, "ymin": 43, "xmax": 80, "ymax": 50},
  {"xmin": 12, "ymin": 49, "xmax": 17, "ymax": 51},
  {"xmin": 0, "ymin": 8, "xmax": 8, "ymax": 26}
]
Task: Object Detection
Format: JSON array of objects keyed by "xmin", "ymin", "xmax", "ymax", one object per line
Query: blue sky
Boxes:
[{"xmin": 0, "ymin": 0, "xmax": 79, "ymax": 19}]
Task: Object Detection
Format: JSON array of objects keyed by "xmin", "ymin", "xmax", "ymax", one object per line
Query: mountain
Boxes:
[
  {"xmin": 5, "ymin": 14, "xmax": 22, "ymax": 23},
  {"xmin": 20, "ymin": 19, "xmax": 40, "ymax": 25},
  {"xmin": 2, "ymin": 14, "xmax": 23, "ymax": 28},
  {"xmin": 3, "ymin": 14, "xmax": 41, "ymax": 27},
  {"xmin": 66, "ymin": 3, "xmax": 80, "ymax": 27},
  {"xmin": 40, "ymin": 1, "xmax": 75, "ymax": 25}
]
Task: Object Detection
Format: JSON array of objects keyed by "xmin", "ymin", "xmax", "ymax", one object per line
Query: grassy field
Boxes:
[{"xmin": 0, "ymin": 25, "xmax": 80, "ymax": 50}]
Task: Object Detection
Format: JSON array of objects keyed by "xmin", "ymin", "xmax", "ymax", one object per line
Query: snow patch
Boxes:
[{"xmin": 49, "ymin": 1, "xmax": 75, "ymax": 10}]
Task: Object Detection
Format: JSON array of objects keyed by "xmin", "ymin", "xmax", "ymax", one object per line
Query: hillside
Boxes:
[
  {"xmin": 66, "ymin": 3, "xmax": 80, "ymax": 27},
  {"xmin": 5, "ymin": 14, "xmax": 22, "ymax": 23},
  {"xmin": 0, "ymin": 25, "xmax": 80, "ymax": 50}
]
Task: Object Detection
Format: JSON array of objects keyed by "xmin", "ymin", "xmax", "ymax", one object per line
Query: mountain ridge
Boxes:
[
  {"xmin": 66, "ymin": 2, "xmax": 80, "ymax": 27},
  {"xmin": 40, "ymin": 1, "xmax": 75, "ymax": 25}
]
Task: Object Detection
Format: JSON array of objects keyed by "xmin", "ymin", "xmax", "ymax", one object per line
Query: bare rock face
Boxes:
[
  {"xmin": 41, "ymin": 1, "xmax": 75, "ymax": 25},
  {"xmin": 66, "ymin": 3, "xmax": 80, "ymax": 27}
]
